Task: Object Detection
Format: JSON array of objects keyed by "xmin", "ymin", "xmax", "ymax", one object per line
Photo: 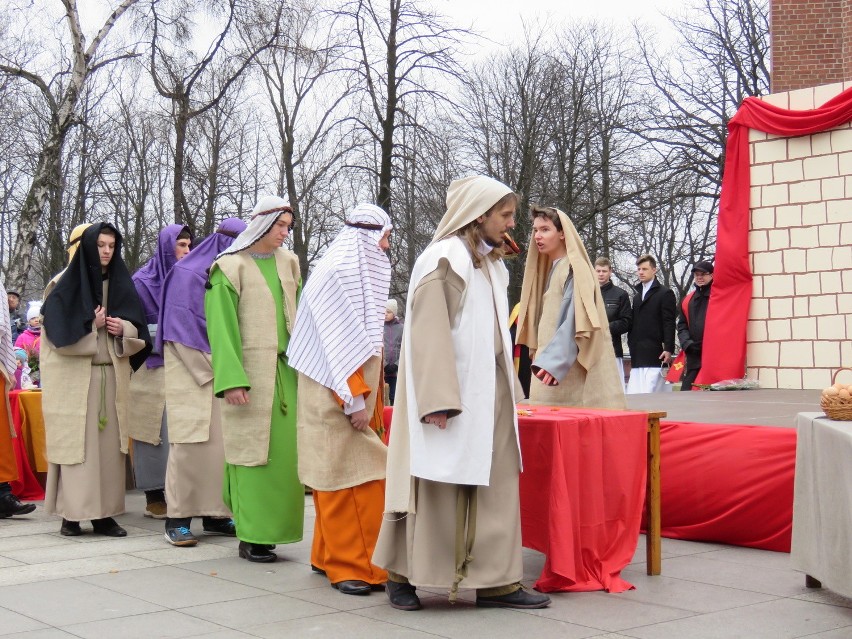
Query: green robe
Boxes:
[{"xmin": 205, "ymin": 257, "xmax": 304, "ymax": 545}]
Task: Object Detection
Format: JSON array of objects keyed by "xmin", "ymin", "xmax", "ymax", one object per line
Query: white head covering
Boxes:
[
  {"xmin": 26, "ymin": 301, "xmax": 42, "ymax": 322},
  {"xmin": 385, "ymin": 299, "xmax": 398, "ymax": 316},
  {"xmin": 287, "ymin": 203, "xmax": 392, "ymax": 403},
  {"xmin": 432, "ymin": 175, "xmax": 514, "ymax": 243},
  {"xmin": 218, "ymin": 196, "xmax": 292, "ymax": 257},
  {"xmin": 0, "ymin": 279, "xmax": 17, "ymax": 380}
]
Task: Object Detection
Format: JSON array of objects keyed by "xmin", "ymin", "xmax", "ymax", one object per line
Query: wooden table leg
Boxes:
[{"xmin": 646, "ymin": 413, "xmax": 663, "ymax": 576}]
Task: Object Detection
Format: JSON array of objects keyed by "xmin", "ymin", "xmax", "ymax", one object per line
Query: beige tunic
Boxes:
[
  {"xmin": 164, "ymin": 342, "xmax": 230, "ymax": 518},
  {"xmin": 127, "ymin": 365, "xmax": 166, "ymax": 444},
  {"xmin": 297, "ymin": 355, "xmax": 387, "ymax": 491},
  {"xmin": 209, "ymin": 250, "xmax": 299, "ymax": 466},
  {"xmin": 373, "ymin": 260, "xmax": 523, "ymax": 589},
  {"xmin": 43, "ymin": 281, "xmax": 146, "ymax": 521}
]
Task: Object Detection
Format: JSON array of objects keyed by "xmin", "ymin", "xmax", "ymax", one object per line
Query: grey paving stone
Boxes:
[
  {"xmin": 180, "ymin": 593, "xmax": 336, "ymax": 629},
  {"xmin": 0, "ymin": 579, "xmax": 162, "ymax": 626},
  {"xmin": 177, "ymin": 556, "xmax": 325, "ymax": 594},
  {"xmin": 354, "ymin": 598, "xmax": 602, "ymax": 639},
  {"xmin": 0, "ymin": 605, "xmax": 48, "ymax": 635},
  {"xmin": 0, "ymin": 557, "xmax": 23, "ymax": 569},
  {"xmin": 0, "ymin": 554, "xmax": 157, "ymax": 586},
  {"xmin": 624, "ymin": 598, "xmax": 852, "ymax": 639},
  {"xmin": 61, "ymin": 609, "xmax": 229, "ymax": 639},
  {"xmin": 129, "ymin": 542, "xmax": 237, "ymax": 565},
  {"xmin": 617, "ymin": 569, "xmax": 779, "ymax": 613},
  {"xmin": 79, "ymin": 565, "xmax": 269, "ymax": 608},
  {"xmin": 250, "ymin": 610, "xmax": 439, "ymax": 638},
  {"xmin": 3, "ymin": 535, "xmax": 167, "ymax": 564},
  {"xmin": 0, "ymin": 629, "xmax": 77, "ymax": 639},
  {"xmin": 517, "ymin": 590, "xmax": 695, "ymax": 633},
  {"xmin": 0, "ymin": 534, "xmax": 77, "ymax": 552},
  {"xmin": 284, "ymin": 584, "xmax": 393, "ymax": 611},
  {"xmin": 656, "ymin": 553, "xmax": 812, "ymax": 598}
]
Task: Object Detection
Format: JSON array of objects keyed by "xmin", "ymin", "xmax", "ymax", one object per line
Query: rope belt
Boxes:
[
  {"xmin": 449, "ymin": 484, "xmax": 478, "ymax": 603},
  {"xmin": 94, "ymin": 363, "xmax": 112, "ymax": 430},
  {"xmin": 276, "ymin": 352, "xmax": 288, "ymax": 415}
]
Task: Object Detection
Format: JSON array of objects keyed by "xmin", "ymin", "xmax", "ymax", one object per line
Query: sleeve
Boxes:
[
  {"xmin": 333, "ymin": 367, "xmax": 371, "ymax": 414},
  {"xmin": 662, "ymin": 288, "xmax": 677, "ymax": 353},
  {"xmin": 676, "ymin": 304, "xmax": 692, "ymax": 352},
  {"xmin": 113, "ymin": 320, "xmax": 146, "ymax": 358},
  {"xmin": 171, "ymin": 342, "xmax": 214, "ymax": 387},
  {"xmin": 531, "ymin": 275, "xmax": 579, "ymax": 382},
  {"xmin": 410, "ymin": 260, "xmax": 464, "ymax": 421},
  {"xmin": 610, "ymin": 290, "xmax": 632, "ymax": 337},
  {"xmin": 205, "ymin": 268, "xmax": 251, "ymax": 397}
]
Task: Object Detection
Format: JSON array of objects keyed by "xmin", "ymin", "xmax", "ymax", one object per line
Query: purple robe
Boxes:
[
  {"xmin": 133, "ymin": 224, "xmax": 190, "ymax": 368},
  {"xmin": 157, "ymin": 218, "xmax": 246, "ymax": 355}
]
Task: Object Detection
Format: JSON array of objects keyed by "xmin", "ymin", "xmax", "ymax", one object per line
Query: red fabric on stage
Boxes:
[
  {"xmin": 518, "ymin": 407, "xmax": 648, "ymax": 593},
  {"xmin": 696, "ymin": 86, "xmax": 852, "ymax": 385},
  {"xmin": 8, "ymin": 390, "xmax": 44, "ymax": 501},
  {"xmin": 656, "ymin": 420, "xmax": 795, "ymax": 552},
  {"xmin": 382, "ymin": 405, "xmax": 649, "ymax": 593}
]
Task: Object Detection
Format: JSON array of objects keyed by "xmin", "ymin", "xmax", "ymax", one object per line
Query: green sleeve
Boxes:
[{"xmin": 205, "ymin": 267, "xmax": 251, "ymax": 396}]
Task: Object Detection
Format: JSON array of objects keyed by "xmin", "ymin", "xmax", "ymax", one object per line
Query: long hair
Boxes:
[{"xmin": 455, "ymin": 192, "xmax": 517, "ymax": 268}]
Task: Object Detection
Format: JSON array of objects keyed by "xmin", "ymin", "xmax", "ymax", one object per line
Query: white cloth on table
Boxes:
[{"xmin": 625, "ymin": 366, "xmax": 671, "ymax": 394}]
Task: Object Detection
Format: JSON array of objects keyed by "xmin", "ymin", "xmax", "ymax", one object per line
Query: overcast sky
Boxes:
[{"xmin": 437, "ymin": 0, "xmax": 684, "ymax": 49}]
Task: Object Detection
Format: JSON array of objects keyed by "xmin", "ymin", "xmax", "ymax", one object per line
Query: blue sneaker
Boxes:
[{"xmin": 164, "ymin": 526, "xmax": 198, "ymax": 547}]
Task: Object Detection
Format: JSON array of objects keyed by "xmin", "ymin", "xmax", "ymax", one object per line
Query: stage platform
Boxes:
[
  {"xmin": 626, "ymin": 388, "xmax": 820, "ymax": 427},
  {"xmin": 622, "ymin": 388, "xmax": 819, "ymax": 553}
]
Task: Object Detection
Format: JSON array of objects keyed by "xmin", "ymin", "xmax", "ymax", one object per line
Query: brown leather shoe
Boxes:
[
  {"xmin": 144, "ymin": 501, "xmax": 167, "ymax": 519},
  {"xmin": 331, "ymin": 580, "xmax": 371, "ymax": 596}
]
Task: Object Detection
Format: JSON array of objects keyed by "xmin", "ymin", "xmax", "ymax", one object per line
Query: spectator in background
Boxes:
[
  {"xmin": 383, "ymin": 299, "xmax": 403, "ymax": 404},
  {"xmin": 677, "ymin": 260, "xmax": 714, "ymax": 391},
  {"xmin": 0, "ymin": 277, "xmax": 36, "ymax": 518},
  {"xmin": 7, "ymin": 291, "xmax": 24, "ymax": 344},
  {"xmin": 595, "ymin": 257, "xmax": 631, "ymax": 392},
  {"xmin": 14, "ymin": 301, "xmax": 42, "ymax": 356},
  {"xmin": 626, "ymin": 254, "xmax": 676, "ymax": 394}
]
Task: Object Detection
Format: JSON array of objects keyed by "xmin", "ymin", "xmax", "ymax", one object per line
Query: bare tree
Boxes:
[
  {"xmin": 0, "ymin": 0, "xmax": 139, "ymax": 293},
  {"xmin": 143, "ymin": 0, "xmax": 283, "ymax": 234},
  {"xmin": 338, "ymin": 0, "xmax": 468, "ymax": 219}
]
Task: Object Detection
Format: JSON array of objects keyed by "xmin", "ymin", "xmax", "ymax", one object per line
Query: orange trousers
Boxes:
[
  {"xmin": 311, "ymin": 479, "xmax": 388, "ymax": 585},
  {"xmin": 0, "ymin": 377, "xmax": 17, "ymax": 484}
]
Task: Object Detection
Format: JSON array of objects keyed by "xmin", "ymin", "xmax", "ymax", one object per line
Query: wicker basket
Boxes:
[{"xmin": 821, "ymin": 368, "xmax": 852, "ymax": 421}]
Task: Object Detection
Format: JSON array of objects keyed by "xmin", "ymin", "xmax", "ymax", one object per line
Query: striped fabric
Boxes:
[
  {"xmin": 0, "ymin": 279, "xmax": 18, "ymax": 379},
  {"xmin": 218, "ymin": 195, "xmax": 291, "ymax": 258},
  {"xmin": 287, "ymin": 204, "xmax": 391, "ymax": 404}
]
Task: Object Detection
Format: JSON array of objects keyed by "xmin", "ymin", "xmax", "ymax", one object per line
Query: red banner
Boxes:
[{"xmin": 697, "ymin": 86, "xmax": 852, "ymax": 385}]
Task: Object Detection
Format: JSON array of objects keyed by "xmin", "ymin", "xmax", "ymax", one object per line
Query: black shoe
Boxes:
[
  {"xmin": 311, "ymin": 564, "xmax": 326, "ymax": 575},
  {"xmin": 0, "ymin": 493, "xmax": 36, "ymax": 518},
  {"xmin": 386, "ymin": 579, "xmax": 421, "ymax": 610},
  {"xmin": 91, "ymin": 517, "xmax": 127, "ymax": 537},
  {"xmin": 331, "ymin": 580, "xmax": 372, "ymax": 596},
  {"xmin": 476, "ymin": 587, "xmax": 551, "ymax": 609},
  {"xmin": 238, "ymin": 541, "xmax": 277, "ymax": 563},
  {"xmin": 60, "ymin": 519, "xmax": 82, "ymax": 536},
  {"xmin": 202, "ymin": 517, "xmax": 236, "ymax": 536}
]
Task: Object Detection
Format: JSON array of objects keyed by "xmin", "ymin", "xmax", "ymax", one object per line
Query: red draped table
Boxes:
[
  {"xmin": 383, "ymin": 405, "xmax": 654, "ymax": 593},
  {"xmin": 8, "ymin": 389, "xmax": 46, "ymax": 500}
]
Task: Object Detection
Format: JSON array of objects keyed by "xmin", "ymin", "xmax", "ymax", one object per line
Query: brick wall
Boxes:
[
  {"xmin": 771, "ymin": 0, "xmax": 850, "ymax": 93},
  {"xmin": 747, "ymin": 81, "xmax": 852, "ymax": 389}
]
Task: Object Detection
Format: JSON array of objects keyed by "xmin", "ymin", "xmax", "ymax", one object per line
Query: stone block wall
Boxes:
[{"xmin": 746, "ymin": 81, "xmax": 852, "ymax": 389}]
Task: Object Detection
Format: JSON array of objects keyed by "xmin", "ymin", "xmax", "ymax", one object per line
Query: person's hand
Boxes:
[
  {"xmin": 660, "ymin": 351, "xmax": 672, "ymax": 365},
  {"xmin": 424, "ymin": 412, "xmax": 447, "ymax": 429},
  {"xmin": 534, "ymin": 368, "xmax": 559, "ymax": 386},
  {"xmin": 224, "ymin": 388, "xmax": 249, "ymax": 405},
  {"xmin": 94, "ymin": 305, "xmax": 106, "ymax": 329},
  {"xmin": 105, "ymin": 316, "xmax": 124, "ymax": 336},
  {"xmin": 349, "ymin": 408, "xmax": 370, "ymax": 432}
]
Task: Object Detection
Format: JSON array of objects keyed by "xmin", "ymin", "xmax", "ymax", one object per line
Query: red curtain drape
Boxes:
[{"xmin": 696, "ymin": 86, "xmax": 852, "ymax": 385}]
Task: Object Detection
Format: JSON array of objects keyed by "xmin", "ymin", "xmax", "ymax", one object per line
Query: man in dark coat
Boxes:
[
  {"xmin": 626, "ymin": 254, "xmax": 676, "ymax": 394},
  {"xmin": 677, "ymin": 260, "xmax": 713, "ymax": 391},
  {"xmin": 595, "ymin": 257, "xmax": 631, "ymax": 391}
]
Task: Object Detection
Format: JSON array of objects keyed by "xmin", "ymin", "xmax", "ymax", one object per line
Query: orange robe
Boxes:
[
  {"xmin": 0, "ymin": 376, "xmax": 18, "ymax": 484},
  {"xmin": 310, "ymin": 368, "xmax": 388, "ymax": 585}
]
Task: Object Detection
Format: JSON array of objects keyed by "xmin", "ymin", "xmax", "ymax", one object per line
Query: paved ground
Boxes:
[{"xmin": 1, "ymin": 491, "xmax": 851, "ymax": 638}]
